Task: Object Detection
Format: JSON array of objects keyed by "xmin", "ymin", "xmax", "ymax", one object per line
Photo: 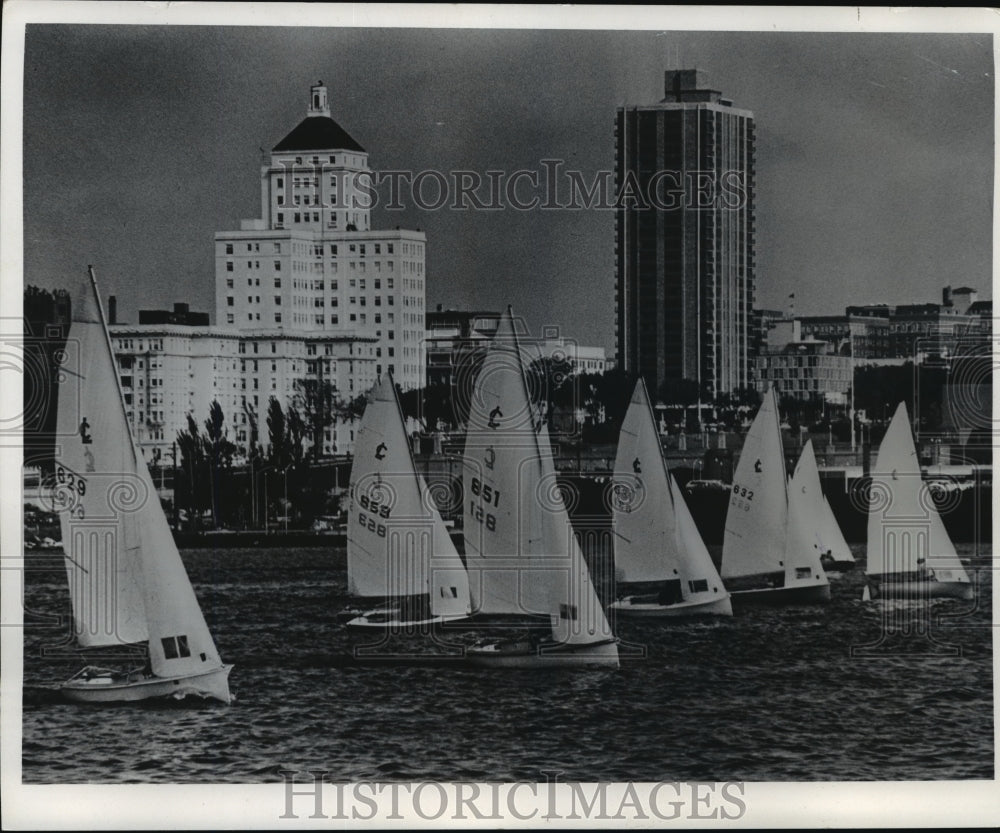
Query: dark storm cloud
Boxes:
[{"xmin": 23, "ymin": 26, "xmax": 993, "ymax": 352}]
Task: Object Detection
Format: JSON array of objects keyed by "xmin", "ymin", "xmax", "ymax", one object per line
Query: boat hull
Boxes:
[
  {"xmin": 466, "ymin": 638, "xmax": 620, "ymax": 669},
  {"xmin": 866, "ymin": 580, "xmax": 973, "ymax": 601},
  {"xmin": 730, "ymin": 582, "xmax": 831, "ymax": 607},
  {"xmin": 61, "ymin": 665, "xmax": 233, "ymax": 704},
  {"xmin": 609, "ymin": 595, "xmax": 733, "ymax": 618},
  {"xmin": 345, "ymin": 613, "xmax": 471, "ymax": 630}
]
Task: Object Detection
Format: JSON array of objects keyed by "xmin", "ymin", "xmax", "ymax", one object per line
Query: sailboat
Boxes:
[
  {"xmin": 864, "ymin": 402, "xmax": 972, "ymax": 601},
  {"xmin": 721, "ymin": 386, "xmax": 831, "ymax": 605},
  {"xmin": 462, "ymin": 308, "xmax": 619, "ymax": 667},
  {"xmin": 608, "ymin": 379, "xmax": 732, "ymax": 617},
  {"xmin": 56, "ymin": 268, "xmax": 232, "ymax": 703},
  {"xmin": 343, "ymin": 375, "xmax": 472, "ymax": 629},
  {"xmin": 789, "ymin": 440, "xmax": 855, "ymax": 572}
]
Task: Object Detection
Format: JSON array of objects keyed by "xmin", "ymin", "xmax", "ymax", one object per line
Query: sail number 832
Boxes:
[{"xmin": 469, "ymin": 477, "xmax": 500, "ymax": 532}]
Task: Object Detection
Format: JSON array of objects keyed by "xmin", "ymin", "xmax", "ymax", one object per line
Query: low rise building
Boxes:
[
  {"xmin": 756, "ymin": 320, "xmax": 851, "ymax": 404},
  {"xmin": 109, "ymin": 318, "xmax": 377, "ymax": 461}
]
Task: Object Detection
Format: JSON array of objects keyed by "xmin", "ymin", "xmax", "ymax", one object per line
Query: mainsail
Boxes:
[
  {"xmin": 347, "ymin": 377, "xmax": 471, "ymax": 615},
  {"xmin": 790, "ymin": 440, "xmax": 854, "ymax": 565},
  {"xmin": 867, "ymin": 402, "xmax": 969, "ymax": 582},
  {"xmin": 611, "ymin": 379, "xmax": 675, "ymax": 584},
  {"xmin": 612, "ymin": 378, "xmax": 723, "ymax": 602},
  {"xmin": 722, "ymin": 386, "xmax": 788, "ymax": 579},
  {"xmin": 463, "ymin": 308, "xmax": 614, "ymax": 647}
]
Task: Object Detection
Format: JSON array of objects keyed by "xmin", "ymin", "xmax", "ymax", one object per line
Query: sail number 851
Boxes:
[{"xmin": 469, "ymin": 477, "xmax": 499, "ymax": 531}]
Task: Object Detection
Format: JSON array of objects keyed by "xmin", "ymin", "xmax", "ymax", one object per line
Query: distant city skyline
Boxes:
[{"xmin": 20, "ymin": 24, "xmax": 994, "ymax": 355}]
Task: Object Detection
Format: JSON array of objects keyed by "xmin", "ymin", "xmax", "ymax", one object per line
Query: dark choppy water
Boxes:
[{"xmin": 22, "ymin": 543, "xmax": 993, "ymax": 783}]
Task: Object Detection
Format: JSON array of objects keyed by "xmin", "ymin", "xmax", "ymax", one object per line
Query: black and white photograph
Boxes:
[{"xmin": 2, "ymin": 3, "xmax": 997, "ymax": 828}]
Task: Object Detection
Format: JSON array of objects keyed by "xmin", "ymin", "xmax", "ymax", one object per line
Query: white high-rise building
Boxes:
[{"xmin": 214, "ymin": 82, "xmax": 427, "ymax": 391}]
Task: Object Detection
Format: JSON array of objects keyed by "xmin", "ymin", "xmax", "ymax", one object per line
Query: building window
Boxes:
[
  {"xmin": 226, "ymin": 313, "xmax": 234, "ymax": 324},
  {"xmin": 227, "ymin": 297, "xmax": 234, "ymax": 307},
  {"xmin": 387, "ymin": 243, "xmax": 394, "ymax": 254},
  {"xmin": 274, "ymin": 277, "xmax": 281, "ymax": 288},
  {"xmin": 226, "ymin": 278, "xmax": 233, "ymax": 289},
  {"xmin": 226, "ymin": 261, "xmax": 233, "ymax": 272},
  {"xmin": 225, "ymin": 244, "xmax": 233, "ymax": 254},
  {"xmin": 274, "ymin": 261, "xmax": 281, "ymax": 271}
]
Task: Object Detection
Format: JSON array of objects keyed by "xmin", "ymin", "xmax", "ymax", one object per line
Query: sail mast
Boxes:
[
  {"xmin": 506, "ymin": 305, "xmax": 546, "ymax": 469},
  {"xmin": 87, "ymin": 266, "xmax": 142, "ymax": 470},
  {"xmin": 641, "ymin": 377, "xmax": 676, "ymax": 512}
]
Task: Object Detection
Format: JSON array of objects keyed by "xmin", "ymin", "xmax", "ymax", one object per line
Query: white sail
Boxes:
[
  {"xmin": 670, "ymin": 473, "xmax": 728, "ymax": 603},
  {"xmin": 56, "ymin": 279, "xmax": 147, "ymax": 647},
  {"xmin": 722, "ymin": 386, "xmax": 788, "ymax": 579},
  {"xmin": 347, "ymin": 377, "xmax": 471, "ymax": 614},
  {"xmin": 819, "ymin": 497, "xmax": 853, "ymax": 565},
  {"xmin": 58, "ymin": 273, "xmax": 227, "ymax": 682},
  {"xmin": 419, "ymin": 454, "xmax": 471, "ymax": 617},
  {"xmin": 463, "ymin": 308, "xmax": 615, "ymax": 647},
  {"xmin": 783, "ymin": 466, "xmax": 829, "ymax": 587},
  {"xmin": 462, "ymin": 312, "xmax": 539, "ymax": 616},
  {"xmin": 790, "ymin": 440, "xmax": 854, "ymax": 565},
  {"xmin": 612, "ymin": 379, "xmax": 725, "ymax": 603},
  {"xmin": 611, "ymin": 379, "xmax": 674, "ymax": 583},
  {"xmin": 867, "ymin": 402, "xmax": 969, "ymax": 582}
]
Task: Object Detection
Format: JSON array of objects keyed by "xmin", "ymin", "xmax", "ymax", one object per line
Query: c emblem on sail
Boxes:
[
  {"xmin": 487, "ymin": 406, "xmax": 502, "ymax": 429},
  {"xmin": 375, "ymin": 442, "xmax": 387, "ymax": 460}
]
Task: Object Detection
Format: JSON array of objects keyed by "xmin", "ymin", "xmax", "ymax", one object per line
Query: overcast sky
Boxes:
[{"xmin": 21, "ymin": 24, "xmax": 994, "ymax": 352}]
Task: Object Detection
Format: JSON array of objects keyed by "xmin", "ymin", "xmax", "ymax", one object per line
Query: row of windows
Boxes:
[
  {"xmin": 116, "ymin": 339, "xmax": 164, "ymax": 352},
  {"xmin": 226, "ymin": 260, "xmax": 281, "ymax": 272},
  {"xmin": 291, "ymin": 277, "xmax": 397, "ymax": 291},
  {"xmin": 276, "ymin": 154, "xmax": 364, "ymax": 168},
  {"xmin": 224, "ymin": 242, "xmax": 282, "ymax": 255}
]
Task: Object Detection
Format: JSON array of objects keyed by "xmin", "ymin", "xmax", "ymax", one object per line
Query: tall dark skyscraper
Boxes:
[{"xmin": 615, "ymin": 70, "xmax": 756, "ymax": 401}]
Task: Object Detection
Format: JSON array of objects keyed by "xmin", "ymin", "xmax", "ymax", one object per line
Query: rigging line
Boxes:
[{"xmin": 61, "ymin": 553, "xmax": 90, "ymax": 574}]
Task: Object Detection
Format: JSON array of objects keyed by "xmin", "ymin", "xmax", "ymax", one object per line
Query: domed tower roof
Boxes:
[{"xmin": 272, "ymin": 81, "xmax": 366, "ymax": 153}]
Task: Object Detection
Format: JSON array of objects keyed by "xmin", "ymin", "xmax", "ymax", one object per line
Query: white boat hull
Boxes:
[
  {"xmin": 466, "ymin": 638, "xmax": 620, "ymax": 669},
  {"xmin": 61, "ymin": 665, "xmax": 233, "ymax": 704},
  {"xmin": 609, "ymin": 595, "xmax": 733, "ymax": 618},
  {"xmin": 730, "ymin": 582, "xmax": 831, "ymax": 606},
  {"xmin": 866, "ymin": 580, "xmax": 973, "ymax": 602},
  {"xmin": 345, "ymin": 613, "xmax": 471, "ymax": 630}
]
